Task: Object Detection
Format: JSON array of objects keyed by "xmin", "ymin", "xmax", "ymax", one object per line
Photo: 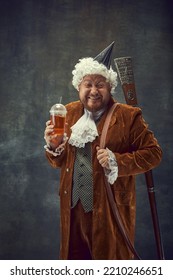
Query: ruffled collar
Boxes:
[{"xmin": 68, "ymin": 108, "xmax": 105, "ymax": 148}]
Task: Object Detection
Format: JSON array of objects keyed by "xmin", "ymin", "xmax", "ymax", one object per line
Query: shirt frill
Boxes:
[
  {"xmin": 68, "ymin": 109, "xmax": 99, "ymax": 148},
  {"xmin": 44, "ymin": 142, "xmax": 65, "ymax": 157},
  {"xmin": 44, "ymin": 134, "xmax": 68, "ymax": 157}
]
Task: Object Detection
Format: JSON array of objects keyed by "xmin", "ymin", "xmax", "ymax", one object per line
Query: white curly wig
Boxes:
[{"xmin": 72, "ymin": 57, "xmax": 118, "ymax": 94}]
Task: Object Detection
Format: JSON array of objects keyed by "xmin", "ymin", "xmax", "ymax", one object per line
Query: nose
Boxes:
[{"xmin": 90, "ymin": 86, "xmax": 99, "ymax": 95}]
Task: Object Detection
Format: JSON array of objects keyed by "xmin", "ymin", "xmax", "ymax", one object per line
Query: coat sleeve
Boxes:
[
  {"xmin": 45, "ymin": 149, "xmax": 67, "ymax": 169},
  {"xmin": 115, "ymin": 108, "xmax": 162, "ymax": 177}
]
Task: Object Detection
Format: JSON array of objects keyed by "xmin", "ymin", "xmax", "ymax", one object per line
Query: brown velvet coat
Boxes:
[{"xmin": 46, "ymin": 98, "xmax": 162, "ymax": 260}]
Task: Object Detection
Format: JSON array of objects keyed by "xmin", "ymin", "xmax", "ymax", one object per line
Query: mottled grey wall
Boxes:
[{"xmin": 0, "ymin": 0, "xmax": 172, "ymax": 259}]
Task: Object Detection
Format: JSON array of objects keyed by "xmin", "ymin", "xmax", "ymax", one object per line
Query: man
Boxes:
[{"xmin": 44, "ymin": 42, "xmax": 162, "ymax": 260}]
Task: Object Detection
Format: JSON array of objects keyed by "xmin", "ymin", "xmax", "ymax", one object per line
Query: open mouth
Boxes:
[{"xmin": 88, "ymin": 96, "xmax": 100, "ymax": 101}]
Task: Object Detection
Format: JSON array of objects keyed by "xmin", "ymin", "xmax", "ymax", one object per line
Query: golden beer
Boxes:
[
  {"xmin": 50, "ymin": 104, "xmax": 67, "ymax": 137},
  {"xmin": 50, "ymin": 114, "xmax": 66, "ymax": 136}
]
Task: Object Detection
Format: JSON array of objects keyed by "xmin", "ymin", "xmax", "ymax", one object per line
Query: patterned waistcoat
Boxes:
[{"xmin": 71, "ymin": 143, "xmax": 93, "ymax": 212}]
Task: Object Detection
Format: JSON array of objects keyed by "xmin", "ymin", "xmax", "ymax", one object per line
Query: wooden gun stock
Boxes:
[{"xmin": 114, "ymin": 57, "xmax": 165, "ymax": 260}]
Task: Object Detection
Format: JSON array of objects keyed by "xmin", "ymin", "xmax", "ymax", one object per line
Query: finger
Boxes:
[
  {"xmin": 45, "ymin": 127, "xmax": 54, "ymax": 136},
  {"xmin": 99, "ymin": 155, "xmax": 108, "ymax": 164},
  {"xmin": 97, "ymin": 148, "xmax": 107, "ymax": 155},
  {"xmin": 102, "ymin": 162, "xmax": 109, "ymax": 168},
  {"xmin": 98, "ymin": 158, "xmax": 109, "ymax": 168},
  {"xmin": 97, "ymin": 149, "xmax": 108, "ymax": 159},
  {"xmin": 46, "ymin": 120, "xmax": 51, "ymax": 126},
  {"xmin": 65, "ymin": 122, "xmax": 68, "ymax": 129},
  {"xmin": 46, "ymin": 124, "xmax": 54, "ymax": 130}
]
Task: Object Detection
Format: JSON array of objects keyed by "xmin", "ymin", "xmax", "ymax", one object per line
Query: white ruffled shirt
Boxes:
[
  {"xmin": 68, "ymin": 109, "xmax": 99, "ymax": 148},
  {"xmin": 45, "ymin": 108, "xmax": 118, "ymax": 184}
]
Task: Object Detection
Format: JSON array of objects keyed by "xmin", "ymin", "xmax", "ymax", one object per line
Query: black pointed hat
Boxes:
[{"xmin": 94, "ymin": 41, "xmax": 115, "ymax": 69}]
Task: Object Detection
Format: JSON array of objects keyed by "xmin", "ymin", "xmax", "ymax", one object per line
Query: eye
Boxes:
[
  {"xmin": 97, "ymin": 83, "xmax": 105, "ymax": 88},
  {"xmin": 84, "ymin": 82, "xmax": 92, "ymax": 88}
]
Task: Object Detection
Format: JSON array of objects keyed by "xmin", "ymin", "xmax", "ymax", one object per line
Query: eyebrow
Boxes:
[
  {"xmin": 83, "ymin": 79, "xmax": 92, "ymax": 83},
  {"xmin": 83, "ymin": 79, "xmax": 106, "ymax": 84}
]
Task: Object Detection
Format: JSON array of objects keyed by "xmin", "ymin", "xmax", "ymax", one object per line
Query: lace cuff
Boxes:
[
  {"xmin": 44, "ymin": 143, "xmax": 65, "ymax": 156},
  {"xmin": 104, "ymin": 148, "xmax": 118, "ymax": 184}
]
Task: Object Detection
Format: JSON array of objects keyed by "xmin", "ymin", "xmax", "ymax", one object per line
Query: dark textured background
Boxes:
[{"xmin": 0, "ymin": 0, "xmax": 173, "ymax": 260}]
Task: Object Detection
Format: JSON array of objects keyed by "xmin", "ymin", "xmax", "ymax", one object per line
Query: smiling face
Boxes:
[{"xmin": 78, "ymin": 74, "xmax": 112, "ymax": 112}]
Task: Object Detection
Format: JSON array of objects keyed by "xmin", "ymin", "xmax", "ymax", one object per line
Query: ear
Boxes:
[
  {"xmin": 77, "ymin": 83, "xmax": 81, "ymax": 92},
  {"xmin": 107, "ymin": 83, "xmax": 112, "ymax": 92}
]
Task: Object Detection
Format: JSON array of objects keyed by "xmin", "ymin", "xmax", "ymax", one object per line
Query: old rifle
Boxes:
[{"xmin": 114, "ymin": 57, "xmax": 164, "ymax": 260}]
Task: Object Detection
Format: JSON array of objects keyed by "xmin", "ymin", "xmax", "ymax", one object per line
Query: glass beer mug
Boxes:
[{"xmin": 50, "ymin": 103, "xmax": 67, "ymax": 138}]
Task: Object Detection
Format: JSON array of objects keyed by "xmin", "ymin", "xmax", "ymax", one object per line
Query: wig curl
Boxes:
[{"xmin": 72, "ymin": 57, "xmax": 117, "ymax": 93}]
